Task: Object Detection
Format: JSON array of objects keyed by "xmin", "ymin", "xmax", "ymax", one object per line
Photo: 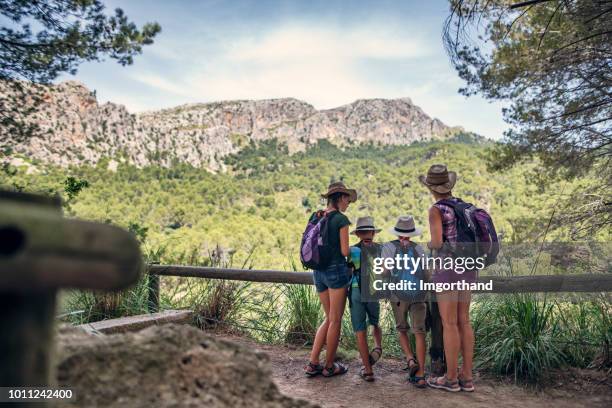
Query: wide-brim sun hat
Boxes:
[
  {"xmin": 389, "ymin": 215, "xmax": 422, "ymax": 238},
  {"xmin": 321, "ymin": 181, "xmax": 357, "ymax": 203},
  {"xmin": 418, "ymin": 164, "xmax": 457, "ymax": 194},
  {"xmin": 350, "ymin": 216, "xmax": 381, "ymax": 235}
]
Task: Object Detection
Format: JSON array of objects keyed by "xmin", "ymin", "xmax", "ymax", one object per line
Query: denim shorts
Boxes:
[{"xmin": 313, "ymin": 262, "xmax": 351, "ymax": 292}]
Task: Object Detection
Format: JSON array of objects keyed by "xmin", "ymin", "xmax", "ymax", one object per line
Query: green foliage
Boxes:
[
  {"xmin": 473, "ymin": 294, "xmax": 565, "ymax": 382},
  {"xmin": 472, "ymin": 294, "xmax": 611, "ymax": 382},
  {"xmin": 127, "ymin": 222, "xmax": 148, "ymax": 245},
  {"xmin": 0, "ymin": 0, "xmax": 161, "ymax": 83},
  {"xmin": 0, "ymin": 0, "xmax": 161, "ymax": 142},
  {"xmin": 3, "ymin": 138, "xmax": 602, "ymax": 271},
  {"xmin": 556, "ymin": 297, "xmax": 612, "ymax": 370},
  {"xmin": 443, "ymin": 0, "xmax": 611, "ymax": 236},
  {"xmin": 61, "ymin": 277, "xmax": 150, "ymax": 324},
  {"xmin": 282, "ymin": 283, "xmax": 323, "ymax": 345},
  {"xmin": 63, "ymin": 176, "xmax": 89, "ymax": 200}
]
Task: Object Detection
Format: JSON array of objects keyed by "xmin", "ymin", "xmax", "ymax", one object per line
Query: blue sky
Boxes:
[{"xmin": 59, "ymin": 0, "xmax": 507, "ymax": 138}]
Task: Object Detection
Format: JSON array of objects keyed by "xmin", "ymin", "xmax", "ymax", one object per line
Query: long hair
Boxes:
[{"xmin": 327, "ymin": 192, "xmax": 348, "ymax": 210}]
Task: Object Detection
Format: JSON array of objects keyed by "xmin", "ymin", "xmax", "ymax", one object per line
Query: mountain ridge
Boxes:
[{"xmin": 1, "ymin": 80, "xmax": 462, "ymax": 170}]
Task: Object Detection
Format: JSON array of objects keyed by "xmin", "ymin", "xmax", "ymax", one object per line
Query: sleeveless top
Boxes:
[
  {"xmin": 433, "ymin": 197, "xmax": 459, "ymax": 244},
  {"xmin": 431, "ymin": 197, "xmax": 477, "ymax": 284}
]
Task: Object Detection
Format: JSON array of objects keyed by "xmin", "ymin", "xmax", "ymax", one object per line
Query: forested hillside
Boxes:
[{"xmin": 1, "ymin": 135, "xmax": 592, "ymax": 269}]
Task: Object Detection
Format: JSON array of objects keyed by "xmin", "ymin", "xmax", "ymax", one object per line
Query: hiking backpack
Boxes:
[
  {"xmin": 437, "ymin": 198, "xmax": 500, "ymax": 266},
  {"xmin": 385, "ymin": 240, "xmax": 426, "ymax": 302},
  {"xmin": 300, "ymin": 211, "xmax": 338, "ymax": 270}
]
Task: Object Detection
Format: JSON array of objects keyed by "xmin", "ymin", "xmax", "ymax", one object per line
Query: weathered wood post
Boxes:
[{"xmin": 0, "ymin": 190, "xmax": 142, "ymax": 405}]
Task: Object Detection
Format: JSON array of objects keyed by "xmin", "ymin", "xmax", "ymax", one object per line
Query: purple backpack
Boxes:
[
  {"xmin": 438, "ymin": 198, "xmax": 500, "ymax": 266},
  {"xmin": 300, "ymin": 211, "xmax": 337, "ymax": 270}
]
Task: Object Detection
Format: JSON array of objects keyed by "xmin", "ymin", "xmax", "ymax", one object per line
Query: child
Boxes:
[
  {"xmin": 348, "ymin": 216, "xmax": 383, "ymax": 382},
  {"xmin": 384, "ymin": 215, "xmax": 428, "ymax": 388}
]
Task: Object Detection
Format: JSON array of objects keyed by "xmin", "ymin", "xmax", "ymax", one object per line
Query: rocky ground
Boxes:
[
  {"xmin": 54, "ymin": 324, "xmax": 611, "ymax": 408},
  {"xmin": 225, "ymin": 334, "xmax": 612, "ymax": 408},
  {"xmin": 55, "ymin": 324, "xmax": 316, "ymax": 408}
]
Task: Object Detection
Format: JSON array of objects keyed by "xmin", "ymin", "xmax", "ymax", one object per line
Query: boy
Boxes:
[
  {"xmin": 348, "ymin": 216, "xmax": 383, "ymax": 382},
  {"xmin": 384, "ymin": 215, "xmax": 428, "ymax": 388}
]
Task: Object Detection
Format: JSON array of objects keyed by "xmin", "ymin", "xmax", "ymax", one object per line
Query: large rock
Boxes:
[
  {"xmin": 1, "ymin": 80, "xmax": 457, "ymax": 170},
  {"xmin": 55, "ymin": 324, "xmax": 317, "ymax": 408}
]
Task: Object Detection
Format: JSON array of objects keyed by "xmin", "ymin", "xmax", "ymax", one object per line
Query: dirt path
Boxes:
[{"xmin": 212, "ymin": 333, "xmax": 611, "ymax": 408}]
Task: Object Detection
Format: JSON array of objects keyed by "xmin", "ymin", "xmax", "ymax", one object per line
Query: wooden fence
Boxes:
[{"xmin": 146, "ymin": 265, "xmax": 612, "ymax": 313}]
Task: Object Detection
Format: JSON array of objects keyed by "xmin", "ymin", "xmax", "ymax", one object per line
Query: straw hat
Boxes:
[
  {"xmin": 418, "ymin": 164, "xmax": 457, "ymax": 194},
  {"xmin": 350, "ymin": 216, "xmax": 381, "ymax": 235},
  {"xmin": 389, "ymin": 215, "xmax": 422, "ymax": 238},
  {"xmin": 321, "ymin": 181, "xmax": 357, "ymax": 203}
]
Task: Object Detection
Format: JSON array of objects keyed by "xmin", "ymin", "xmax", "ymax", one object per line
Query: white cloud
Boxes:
[
  {"xmin": 126, "ymin": 22, "xmax": 431, "ymax": 109},
  {"xmin": 85, "ymin": 20, "xmax": 506, "ymax": 138},
  {"xmin": 132, "ymin": 73, "xmax": 191, "ymax": 97},
  {"xmin": 225, "ymin": 25, "xmax": 428, "ymax": 61}
]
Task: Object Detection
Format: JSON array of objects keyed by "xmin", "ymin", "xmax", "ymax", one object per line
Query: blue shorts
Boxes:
[
  {"xmin": 350, "ymin": 285, "xmax": 380, "ymax": 332},
  {"xmin": 313, "ymin": 262, "xmax": 351, "ymax": 292}
]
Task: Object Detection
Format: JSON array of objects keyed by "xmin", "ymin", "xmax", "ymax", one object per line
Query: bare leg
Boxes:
[
  {"xmin": 372, "ymin": 325, "xmax": 382, "ymax": 349},
  {"xmin": 309, "ymin": 290, "xmax": 330, "ymax": 364},
  {"xmin": 356, "ymin": 331, "xmax": 372, "ymax": 373},
  {"xmin": 457, "ymin": 291, "xmax": 474, "ymax": 380},
  {"xmin": 397, "ymin": 331, "xmax": 415, "ymax": 361},
  {"xmin": 437, "ymin": 291, "xmax": 459, "ymax": 381},
  {"xmin": 324, "ymin": 287, "xmax": 347, "ymax": 368},
  {"xmin": 414, "ymin": 333, "xmax": 426, "ymax": 378}
]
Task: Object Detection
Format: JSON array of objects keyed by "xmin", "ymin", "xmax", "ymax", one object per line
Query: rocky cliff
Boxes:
[{"xmin": 1, "ymin": 81, "xmax": 457, "ymax": 170}]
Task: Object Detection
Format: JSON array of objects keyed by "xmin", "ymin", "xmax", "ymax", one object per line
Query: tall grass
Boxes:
[
  {"xmin": 165, "ymin": 244, "xmax": 256, "ymax": 330},
  {"xmin": 473, "ymin": 294, "xmax": 565, "ymax": 382},
  {"xmin": 61, "ymin": 277, "xmax": 150, "ymax": 324},
  {"xmin": 556, "ymin": 296, "xmax": 611, "ymax": 369},
  {"xmin": 59, "ymin": 243, "xmax": 611, "ymax": 384},
  {"xmin": 282, "ymin": 283, "xmax": 323, "ymax": 345}
]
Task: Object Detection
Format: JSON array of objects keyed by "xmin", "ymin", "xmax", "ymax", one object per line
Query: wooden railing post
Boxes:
[
  {"xmin": 0, "ymin": 193, "xmax": 61, "ymax": 393},
  {"xmin": 0, "ymin": 190, "xmax": 142, "ymax": 403}
]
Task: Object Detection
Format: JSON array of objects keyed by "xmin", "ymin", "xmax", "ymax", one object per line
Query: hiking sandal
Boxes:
[
  {"xmin": 409, "ymin": 375, "xmax": 427, "ymax": 389},
  {"xmin": 304, "ymin": 362, "xmax": 323, "ymax": 377},
  {"xmin": 402, "ymin": 357, "xmax": 419, "ymax": 378},
  {"xmin": 359, "ymin": 366, "xmax": 375, "ymax": 382},
  {"xmin": 322, "ymin": 362, "xmax": 348, "ymax": 377},
  {"xmin": 368, "ymin": 347, "xmax": 382, "ymax": 366},
  {"xmin": 427, "ymin": 375, "xmax": 460, "ymax": 392},
  {"xmin": 458, "ymin": 376, "xmax": 475, "ymax": 392}
]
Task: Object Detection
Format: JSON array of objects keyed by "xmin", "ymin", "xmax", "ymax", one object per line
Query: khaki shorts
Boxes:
[{"xmin": 391, "ymin": 300, "xmax": 426, "ymax": 334}]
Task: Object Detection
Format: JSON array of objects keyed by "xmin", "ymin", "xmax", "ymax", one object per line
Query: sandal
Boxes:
[
  {"xmin": 427, "ymin": 375, "xmax": 460, "ymax": 392},
  {"xmin": 322, "ymin": 362, "xmax": 348, "ymax": 377},
  {"xmin": 359, "ymin": 366, "xmax": 375, "ymax": 382},
  {"xmin": 402, "ymin": 357, "xmax": 419, "ymax": 378},
  {"xmin": 304, "ymin": 362, "xmax": 323, "ymax": 377},
  {"xmin": 368, "ymin": 347, "xmax": 382, "ymax": 366},
  {"xmin": 458, "ymin": 376, "xmax": 475, "ymax": 392},
  {"xmin": 409, "ymin": 375, "xmax": 427, "ymax": 389}
]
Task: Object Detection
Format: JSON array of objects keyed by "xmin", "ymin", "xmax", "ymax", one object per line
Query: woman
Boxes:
[
  {"xmin": 304, "ymin": 181, "xmax": 357, "ymax": 377},
  {"xmin": 419, "ymin": 165, "xmax": 475, "ymax": 393}
]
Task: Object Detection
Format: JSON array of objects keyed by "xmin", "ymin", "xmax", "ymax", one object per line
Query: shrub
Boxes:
[
  {"xmin": 282, "ymin": 283, "xmax": 322, "ymax": 345},
  {"xmin": 472, "ymin": 294, "xmax": 566, "ymax": 382}
]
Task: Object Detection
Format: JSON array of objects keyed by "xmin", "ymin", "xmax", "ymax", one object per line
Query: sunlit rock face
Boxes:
[{"xmin": 1, "ymin": 81, "xmax": 456, "ymax": 170}]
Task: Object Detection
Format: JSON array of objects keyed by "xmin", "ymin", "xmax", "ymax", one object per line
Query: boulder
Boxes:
[{"xmin": 55, "ymin": 324, "xmax": 317, "ymax": 408}]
